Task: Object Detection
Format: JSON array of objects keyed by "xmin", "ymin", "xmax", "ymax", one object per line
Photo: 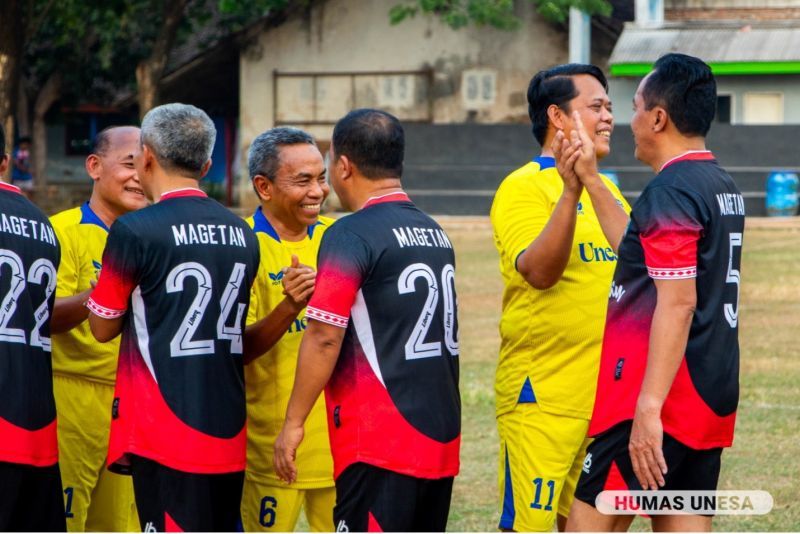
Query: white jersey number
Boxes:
[
  {"xmin": 0, "ymin": 249, "xmax": 57, "ymax": 350},
  {"xmin": 397, "ymin": 262, "xmax": 459, "ymax": 360},
  {"xmin": 724, "ymin": 232, "xmax": 743, "ymax": 328},
  {"xmin": 166, "ymin": 261, "xmax": 247, "ymax": 357}
]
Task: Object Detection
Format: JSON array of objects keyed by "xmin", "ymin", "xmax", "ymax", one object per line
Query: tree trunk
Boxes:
[
  {"xmin": 136, "ymin": 0, "xmax": 190, "ymax": 120},
  {"xmin": 0, "ymin": 0, "xmax": 22, "ymax": 182},
  {"xmin": 32, "ymin": 72, "xmax": 61, "ymax": 187}
]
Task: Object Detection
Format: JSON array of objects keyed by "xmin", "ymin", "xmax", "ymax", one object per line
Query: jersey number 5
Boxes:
[
  {"xmin": 724, "ymin": 232, "xmax": 742, "ymax": 328},
  {"xmin": 166, "ymin": 261, "xmax": 247, "ymax": 357},
  {"xmin": 397, "ymin": 262, "xmax": 458, "ymax": 360}
]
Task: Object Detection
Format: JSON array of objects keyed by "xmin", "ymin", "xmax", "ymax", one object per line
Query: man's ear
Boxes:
[
  {"xmin": 547, "ymin": 104, "xmax": 567, "ymax": 131},
  {"xmin": 253, "ymin": 175, "xmax": 271, "ymax": 201},
  {"xmin": 142, "ymin": 144, "xmax": 156, "ymax": 174},
  {"xmin": 199, "ymin": 159, "xmax": 212, "ymax": 179},
  {"xmin": 653, "ymin": 107, "xmax": 669, "ymax": 133},
  {"xmin": 338, "ymin": 154, "xmax": 353, "ymax": 181},
  {"xmin": 85, "ymin": 154, "xmax": 102, "ymax": 183}
]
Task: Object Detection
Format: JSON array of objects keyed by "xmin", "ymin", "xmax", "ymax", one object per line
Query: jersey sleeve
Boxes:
[
  {"xmin": 87, "ymin": 220, "xmax": 141, "ymax": 319},
  {"xmin": 306, "ymin": 225, "xmax": 371, "ymax": 329},
  {"xmin": 52, "ymin": 224, "xmax": 78, "ymax": 298},
  {"xmin": 493, "ymin": 177, "xmax": 551, "ymax": 271},
  {"xmin": 635, "ymin": 185, "xmax": 704, "ymax": 280}
]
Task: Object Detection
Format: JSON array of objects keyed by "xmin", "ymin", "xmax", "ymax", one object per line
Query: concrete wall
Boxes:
[
  {"xmin": 609, "ymin": 75, "xmax": 800, "ymax": 125},
  {"xmin": 238, "ymin": 0, "xmax": 569, "ymax": 209},
  {"xmin": 400, "ymin": 123, "xmax": 799, "ymax": 216}
]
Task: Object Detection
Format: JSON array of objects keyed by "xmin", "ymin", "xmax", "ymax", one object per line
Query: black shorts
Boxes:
[
  {"xmin": 334, "ymin": 463, "xmax": 454, "ymax": 532},
  {"xmin": 574, "ymin": 421, "xmax": 722, "ymax": 507},
  {"xmin": 0, "ymin": 461, "xmax": 66, "ymax": 531},
  {"xmin": 130, "ymin": 455, "xmax": 243, "ymax": 532}
]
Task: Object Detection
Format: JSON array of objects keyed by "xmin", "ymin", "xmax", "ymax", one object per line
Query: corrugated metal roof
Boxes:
[{"xmin": 610, "ymin": 23, "xmax": 800, "ymax": 64}]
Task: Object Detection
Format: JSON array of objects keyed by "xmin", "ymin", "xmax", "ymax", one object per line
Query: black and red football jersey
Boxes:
[
  {"xmin": 589, "ymin": 151, "xmax": 745, "ymax": 449},
  {"xmin": 88, "ymin": 189, "xmax": 259, "ymax": 474},
  {"xmin": 306, "ymin": 192, "xmax": 461, "ymax": 480},
  {"xmin": 0, "ymin": 182, "xmax": 60, "ymax": 466}
]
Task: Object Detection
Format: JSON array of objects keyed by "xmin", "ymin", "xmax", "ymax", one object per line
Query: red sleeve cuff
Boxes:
[
  {"xmin": 306, "ymin": 306, "xmax": 349, "ymax": 328},
  {"xmin": 86, "ymin": 298, "xmax": 126, "ymax": 319}
]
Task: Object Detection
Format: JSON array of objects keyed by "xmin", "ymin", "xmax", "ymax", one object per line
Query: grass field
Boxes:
[{"xmin": 437, "ymin": 216, "xmax": 800, "ymax": 532}]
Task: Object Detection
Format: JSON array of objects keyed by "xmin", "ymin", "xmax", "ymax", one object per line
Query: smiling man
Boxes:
[
  {"xmin": 489, "ymin": 64, "xmax": 630, "ymax": 532},
  {"xmin": 240, "ymin": 127, "xmax": 335, "ymax": 532},
  {"xmin": 49, "ymin": 126, "xmax": 146, "ymax": 532}
]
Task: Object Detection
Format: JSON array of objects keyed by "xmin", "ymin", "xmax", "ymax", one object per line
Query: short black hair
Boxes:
[
  {"xmin": 527, "ymin": 64, "xmax": 608, "ymax": 146},
  {"xmin": 248, "ymin": 127, "xmax": 316, "ymax": 181},
  {"xmin": 91, "ymin": 126, "xmax": 131, "ymax": 156},
  {"xmin": 332, "ymin": 109, "xmax": 404, "ymax": 179},
  {"xmin": 641, "ymin": 53, "xmax": 716, "ymax": 137}
]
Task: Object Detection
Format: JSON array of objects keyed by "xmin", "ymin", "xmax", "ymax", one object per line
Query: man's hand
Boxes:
[
  {"xmin": 273, "ymin": 421, "xmax": 305, "ymax": 484},
  {"xmin": 552, "ymin": 129, "xmax": 583, "ymax": 196},
  {"xmin": 282, "ymin": 255, "xmax": 316, "ymax": 311},
  {"xmin": 570, "ymin": 111, "xmax": 601, "ymax": 183},
  {"xmin": 629, "ymin": 398, "xmax": 668, "ymax": 491}
]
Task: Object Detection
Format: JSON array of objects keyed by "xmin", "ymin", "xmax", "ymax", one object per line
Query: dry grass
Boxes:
[{"xmin": 437, "ymin": 216, "xmax": 800, "ymax": 532}]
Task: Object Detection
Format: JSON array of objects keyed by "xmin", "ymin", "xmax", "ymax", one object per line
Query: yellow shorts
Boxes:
[
  {"xmin": 497, "ymin": 402, "xmax": 591, "ymax": 532},
  {"xmin": 53, "ymin": 375, "xmax": 138, "ymax": 532},
  {"xmin": 241, "ymin": 477, "xmax": 335, "ymax": 532}
]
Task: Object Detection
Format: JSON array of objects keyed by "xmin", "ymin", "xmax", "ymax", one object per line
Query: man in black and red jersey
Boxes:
[
  {"xmin": 0, "ymin": 124, "xmax": 65, "ymax": 531},
  {"xmin": 553, "ymin": 54, "xmax": 745, "ymax": 531},
  {"xmin": 87, "ymin": 103, "xmax": 259, "ymax": 531},
  {"xmin": 274, "ymin": 109, "xmax": 461, "ymax": 532}
]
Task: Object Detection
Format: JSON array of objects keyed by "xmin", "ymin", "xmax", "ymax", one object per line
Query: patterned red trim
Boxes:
[
  {"xmin": 660, "ymin": 151, "xmax": 715, "ymax": 172},
  {"xmin": 160, "ymin": 188, "xmax": 207, "ymax": 201},
  {"xmin": 0, "ymin": 182, "xmax": 22, "ymax": 194},
  {"xmin": 647, "ymin": 266, "xmax": 697, "ymax": 279},
  {"xmin": 86, "ymin": 298, "xmax": 126, "ymax": 319},
  {"xmin": 306, "ymin": 306, "xmax": 349, "ymax": 328},
  {"xmin": 362, "ymin": 191, "xmax": 410, "ymax": 208}
]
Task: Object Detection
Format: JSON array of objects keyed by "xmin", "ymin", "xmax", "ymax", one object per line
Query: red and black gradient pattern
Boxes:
[
  {"xmin": 308, "ymin": 193, "xmax": 461, "ymax": 480},
  {"xmin": 0, "ymin": 188, "xmax": 60, "ymax": 467},
  {"xmin": 590, "ymin": 154, "xmax": 743, "ymax": 450}
]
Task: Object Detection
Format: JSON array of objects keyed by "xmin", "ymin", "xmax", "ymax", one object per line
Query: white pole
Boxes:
[{"xmin": 569, "ymin": 7, "xmax": 591, "ymax": 64}]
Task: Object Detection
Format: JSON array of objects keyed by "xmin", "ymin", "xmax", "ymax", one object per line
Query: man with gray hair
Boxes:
[
  {"xmin": 87, "ymin": 103, "xmax": 260, "ymax": 531},
  {"xmin": 239, "ymin": 127, "xmax": 335, "ymax": 532}
]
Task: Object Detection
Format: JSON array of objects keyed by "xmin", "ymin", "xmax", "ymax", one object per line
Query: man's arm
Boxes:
[
  {"xmin": 243, "ymin": 256, "xmax": 316, "ymax": 363},
  {"xmin": 88, "ymin": 313, "xmax": 124, "ymax": 342},
  {"xmin": 629, "ymin": 277, "xmax": 696, "ymax": 490},
  {"xmin": 273, "ymin": 319, "xmax": 344, "ymax": 483},
  {"xmin": 50, "ymin": 289, "xmax": 93, "ymax": 333},
  {"xmin": 515, "ymin": 187, "xmax": 581, "ymax": 290},
  {"xmin": 554, "ymin": 111, "xmax": 630, "ymax": 252}
]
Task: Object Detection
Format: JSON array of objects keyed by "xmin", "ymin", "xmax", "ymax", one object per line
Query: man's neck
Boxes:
[
  {"xmin": 261, "ymin": 205, "xmax": 308, "ymax": 242},
  {"xmin": 650, "ymin": 138, "xmax": 708, "ymax": 173},
  {"xmin": 150, "ymin": 173, "xmax": 201, "ymax": 202},
  {"xmin": 351, "ymin": 178, "xmax": 404, "ymax": 211},
  {"xmin": 88, "ymin": 192, "xmax": 123, "ymax": 228}
]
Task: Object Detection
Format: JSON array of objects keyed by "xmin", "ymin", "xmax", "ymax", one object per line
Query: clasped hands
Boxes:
[
  {"xmin": 551, "ymin": 111, "xmax": 602, "ymax": 196},
  {"xmin": 281, "ymin": 254, "xmax": 316, "ymax": 312}
]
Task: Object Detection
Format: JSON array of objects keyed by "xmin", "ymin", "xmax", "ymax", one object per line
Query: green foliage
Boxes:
[{"xmin": 390, "ymin": 0, "xmax": 612, "ymax": 29}]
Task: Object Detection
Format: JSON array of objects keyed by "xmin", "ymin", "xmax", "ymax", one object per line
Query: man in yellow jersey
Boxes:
[
  {"xmin": 49, "ymin": 126, "xmax": 146, "ymax": 531},
  {"xmin": 490, "ymin": 64, "xmax": 631, "ymax": 532},
  {"xmin": 241, "ymin": 127, "xmax": 335, "ymax": 532}
]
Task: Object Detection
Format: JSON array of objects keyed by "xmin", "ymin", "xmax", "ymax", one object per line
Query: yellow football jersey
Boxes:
[
  {"xmin": 490, "ymin": 157, "xmax": 631, "ymax": 420},
  {"xmin": 245, "ymin": 208, "xmax": 335, "ymax": 489},
  {"xmin": 50, "ymin": 203, "xmax": 119, "ymax": 384}
]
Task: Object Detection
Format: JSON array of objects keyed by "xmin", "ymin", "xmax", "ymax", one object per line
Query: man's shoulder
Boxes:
[{"xmin": 50, "ymin": 205, "xmax": 83, "ymax": 227}]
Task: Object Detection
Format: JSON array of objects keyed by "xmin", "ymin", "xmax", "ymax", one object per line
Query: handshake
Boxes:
[{"xmin": 552, "ymin": 110, "xmax": 605, "ymax": 196}]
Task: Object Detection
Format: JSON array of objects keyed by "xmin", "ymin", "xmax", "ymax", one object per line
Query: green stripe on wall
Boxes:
[{"xmin": 611, "ymin": 62, "xmax": 800, "ymax": 77}]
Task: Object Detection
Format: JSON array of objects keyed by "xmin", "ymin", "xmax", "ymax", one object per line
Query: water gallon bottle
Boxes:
[
  {"xmin": 766, "ymin": 171, "xmax": 799, "ymax": 217},
  {"xmin": 601, "ymin": 169, "xmax": 620, "ymax": 188}
]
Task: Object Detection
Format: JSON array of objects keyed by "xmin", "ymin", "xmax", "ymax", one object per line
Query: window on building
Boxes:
[
  {"xmin": 64, "ymin": 112, "xmax": 131, "ymax": 156},
  {"xmin": 462, "ymin": 70, "xmax": 496, "ymax": 110},
  {"xmin": 715, "ymin": 94, "xmax": 732, "ymax": 124},
  {"xmin": 743, "ymin": 92, "xmax": 783, "ymax": 125}
]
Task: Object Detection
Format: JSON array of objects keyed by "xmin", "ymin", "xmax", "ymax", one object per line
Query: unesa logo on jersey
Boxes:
[{"xmin": 578, "ymin": 242, "xmax": 617, "ymax": 263}]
